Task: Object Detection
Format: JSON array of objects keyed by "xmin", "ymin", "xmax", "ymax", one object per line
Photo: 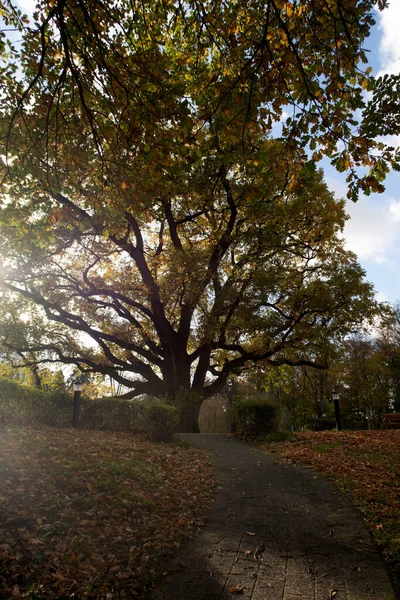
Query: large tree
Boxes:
[{"xmin": 0, "ymin": 0, "xmax": 393, "ymax": 430}]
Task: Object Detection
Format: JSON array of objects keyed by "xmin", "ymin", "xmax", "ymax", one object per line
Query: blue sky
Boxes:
[{"xmin": 13, "ymin": 1, "xmax": 400, "ymax": 305}]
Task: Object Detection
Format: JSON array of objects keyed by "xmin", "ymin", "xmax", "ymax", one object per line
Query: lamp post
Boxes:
[
  {"xmin": 332, "ymin": 391, "xmax": 342, "ymax": 432},
  {"xmin": 226, "ymin": 377, "xmax": 236, "ymax": 433},
  {"xmin": 72, "ymin": 377, "xmax": 83, "ymax": 428}
]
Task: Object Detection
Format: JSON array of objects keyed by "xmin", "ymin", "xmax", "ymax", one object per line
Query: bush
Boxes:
[
  {"xmin": 142, "ymin": 400, "xmax": 179, "ymax": 442},
  {"xmin": 313, "ymin": 416, "xmax": 337, "ymax": 431},
  {"xmin": 79, "ymin": 397, "xmax": 144, "ymax": 432},
  {"xmin": 232, "ymin": 397, "xmax": 279, "ymax": 437},
  {"xmin": 0, "ymin": 377, "xmax": 72, "ymax": 427}
]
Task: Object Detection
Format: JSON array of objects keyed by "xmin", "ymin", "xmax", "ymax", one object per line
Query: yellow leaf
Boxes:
[
  {"xmin": 285, "ymin": 2, "xmax": 294, "ymax": 17},
  {"xmin": 361, "ymin": 79, "xmax": 370, "ymax": 90}
]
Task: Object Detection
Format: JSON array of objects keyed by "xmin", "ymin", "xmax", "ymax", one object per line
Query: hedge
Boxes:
[
  {"xmin": 231, "ymin": 397, "xmax": 279, "ymax": 437},
  {"xmin": 0, "ymin": 377, "xmax": 72, "ymax": 427},
  {"xmin": 0, "ymin": 378, "xmax": 178, "ymax": 442},
  {"xmin": 142, "ymin": 400, "xmax": 179, "ymax": 442},
  {"xmin": 79, "ymin": 397, "xmax": 145, "ymax": 432}
]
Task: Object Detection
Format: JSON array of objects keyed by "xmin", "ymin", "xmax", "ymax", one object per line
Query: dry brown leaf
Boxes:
[
  {"xmin": 0, "ymin": 426, "xmax": 217, "ymax": 599},
  {"xmin": 229, "ymin": 585, "xmax": 245, "ymax": 594}
]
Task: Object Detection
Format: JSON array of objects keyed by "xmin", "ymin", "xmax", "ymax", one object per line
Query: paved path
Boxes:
[{"xmin": 151, "ymin": 434, "xmax": 396, "ymax": 600}]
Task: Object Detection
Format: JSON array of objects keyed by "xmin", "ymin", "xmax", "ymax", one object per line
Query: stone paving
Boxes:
[{"xmin": 151, "ymin": 434, "xmax": 396, "ymax": 600}]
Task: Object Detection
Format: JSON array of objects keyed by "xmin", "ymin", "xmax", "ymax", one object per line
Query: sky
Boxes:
[{"xmin": 12, "ymin": 0, "xmax": 400, "ymax": 306}]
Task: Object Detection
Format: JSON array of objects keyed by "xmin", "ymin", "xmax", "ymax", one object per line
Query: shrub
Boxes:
[
  {"xmin": 0, "ymin": 377, "xmax": 72, "ymax": 427},
  {"xmin": 313, "ymin": 416, "xmax": 337, "ymax": 431},
  {"xmin": 142, "ymin": 400, "xmax": 179, "ymax": 442},
  {"xmin": 79, "ymin": 397, "xmax": 144, "ymax": 432},
  {"xmin": 231, "ymin": 397, "xmax": 279, "ymax": 437}
]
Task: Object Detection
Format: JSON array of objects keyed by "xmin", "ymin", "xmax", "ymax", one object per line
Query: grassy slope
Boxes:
[
  {"xmin": 261, "ymin": 430, "xmax": 400, "ymax": 592},
  {"xmin": 0, "ymin": 426, "xmax": 216, "ymax": 599}
]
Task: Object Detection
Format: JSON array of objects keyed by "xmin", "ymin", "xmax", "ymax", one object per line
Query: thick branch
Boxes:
[
  {"xmin": 4, "ymin": 283, "xmax": 164, "ymax": 388},
  {"xmin": 163, "ymin": 200, "xmax": 184, "ymax": 251}
]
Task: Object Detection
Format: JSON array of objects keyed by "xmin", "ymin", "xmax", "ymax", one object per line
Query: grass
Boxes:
[
  {"xmin": 260, "ymin": 430, "xmax": 400, "ymax": 592},
  {"xmin": 0, "ymin": 425, "xmax": 216, "ymax": 599},
  {"xmin": 313, "ymin": 440, "xmax": 342, "ymax": 453}
]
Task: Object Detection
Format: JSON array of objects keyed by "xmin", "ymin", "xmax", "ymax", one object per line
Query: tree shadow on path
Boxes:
[{"xmin": 150, "ymin": 434, "xmax": 396, "ymax": 600}]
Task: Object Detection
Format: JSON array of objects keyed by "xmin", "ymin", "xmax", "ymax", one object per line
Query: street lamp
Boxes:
[
  {"xmin": 226, "ymin": 377, "xmax": 236, "ymax": 433},
  {"xmin": 332, "ymin": 391, "xmax": 342, "ymax": 432},
  {"xmin": 72, "ymin": 376, "xmax": 83, "ymax": 428}
]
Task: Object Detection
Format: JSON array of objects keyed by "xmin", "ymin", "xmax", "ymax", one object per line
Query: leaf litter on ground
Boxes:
[
  {"xmin": 260, "ymin": 430, "xmax": 400, "ymax": 591},
  {"xmin": 0, "ymin": 426, "xmax": 216, "ymax": 599}
]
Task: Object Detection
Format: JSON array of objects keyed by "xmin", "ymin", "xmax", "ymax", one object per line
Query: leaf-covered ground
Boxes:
[
  {"xmin": 261, "ymin": 430, "xmax": 400, "ymax": 591},
  {"xmin": 0, "ymin": 426, "xmax": 216, "ymax": 599}
]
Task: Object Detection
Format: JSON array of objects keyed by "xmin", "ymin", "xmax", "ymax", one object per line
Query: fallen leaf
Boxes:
[
  {"xmin": 229, "ymin": 586, "xmax": 245, "ymax": 594},
  {"xmin": 254, "ymin": 543, "xmax": 265, "ymax": 559},
  {"xmin": 0, "ymin": 426, "xmax": 217, "ymax": 599}
]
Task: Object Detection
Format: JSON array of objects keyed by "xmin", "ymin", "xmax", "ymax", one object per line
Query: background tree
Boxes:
[
  {"xmin": 337, "ymin": 335, "xmax": 390, "ymax": 429},
  {"xmin": 248, "ymin": 350, "xmax": 339, "ymax": 430},
  {"xmin": 376, "ymin": 305, "xmax": 400, "ymax": 412},
  {"xmin": 0, "ymin": 0, "xmax": 392, "ymax": 430}
]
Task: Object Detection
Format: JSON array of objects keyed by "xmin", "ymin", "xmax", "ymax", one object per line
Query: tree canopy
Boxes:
[{"xmin": 0, "ymin": 0, "xmax": 394, "ymax": 430}]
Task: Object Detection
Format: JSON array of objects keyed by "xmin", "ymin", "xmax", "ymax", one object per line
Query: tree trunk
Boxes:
[
  {"xmin": 178, "ymin": 404, "xmax": 201, "ymax": 433},
  {"xmin": 318, "ymin": 373, "xmax": 325, "ymax": 417},
  {"xmin": 31, "ymin": 366, "xmax": 42, "ymax": 389},
  {"xmin": 72, "ymin": 389, "xmax": 82, "ymax": 428}
]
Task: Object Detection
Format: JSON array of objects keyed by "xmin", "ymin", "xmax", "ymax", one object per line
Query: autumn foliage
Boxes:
[{"xmin": 0, "ymin": 0, "xmax": 391, "ymax": 431}]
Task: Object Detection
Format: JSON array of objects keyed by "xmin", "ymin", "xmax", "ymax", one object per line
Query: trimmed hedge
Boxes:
[
  {"xmin": 0, "ymin": 378, "xmax": 179, "ymax": 442},
  {"xmin": 0, "ymin": 378, "xmax": 145, "ymax": 432},
  {"xmin": 142, "ymin": 400, "xmax": 179, "ymax": 442},
  {"xmin": 231, "ymin": 397, "xmax": 279, "ymax": 437},
  {"xmin": 81, "ymin": 398, "xmax": 178, "ymax": 440},
  {"xmin": 0, "ymin": 377, "xmax": 72, "ymax": 427},
  {"xmin": 79, "ymin": 397, "xmax": 144, "ymax": 432}
]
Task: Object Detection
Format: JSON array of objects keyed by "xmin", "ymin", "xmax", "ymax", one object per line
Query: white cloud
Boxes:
[
  {"xmin": 378, "ymin": 3, "xmax": 400, "ymax": 76},
  {"xmin": 388, "ymin": 200, "xmax": 400, "ymax": 221},
  {"xmin": 14, "ymin": 0, "xmax": 37, "ymax": 19},
  {"xmin": 325, "ymin": 175, "xmax": 400, "ymax": 264},
  {"xmin": 376, "ymin": 134, "xmax": 400, "ymax": 150},
  {"xmin": 375, "ymin": 290, "xmax": 388, "ymax": 303}
]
